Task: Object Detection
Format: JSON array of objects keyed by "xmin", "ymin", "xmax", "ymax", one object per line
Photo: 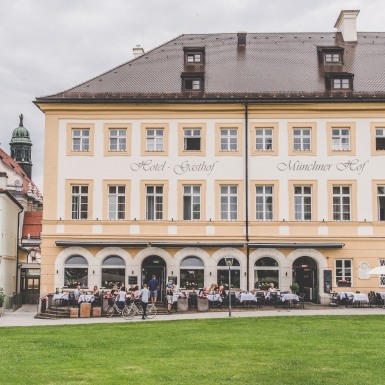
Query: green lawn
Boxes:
[{"xmin": 1, "ymin": 315, "xmax": 384, "ymax": 385}]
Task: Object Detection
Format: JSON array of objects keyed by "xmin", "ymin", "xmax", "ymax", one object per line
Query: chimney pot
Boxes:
[
  {"xmin": 334, "ymin": 10, "xmax": 360, "ymax": 42},
  {"xmin": 133, "ymin": 45, "xmax": 145, "ymax": 58}
]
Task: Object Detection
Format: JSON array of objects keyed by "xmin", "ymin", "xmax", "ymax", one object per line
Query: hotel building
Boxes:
[{"xmin": 35, "ymin": 10, "xmax": 385, "ymax": 304}]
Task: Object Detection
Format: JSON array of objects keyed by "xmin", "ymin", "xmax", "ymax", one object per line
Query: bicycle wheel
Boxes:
[
  {"xmin": 122, "ymin": 306, "xmax": 135, "ymax": 320},
  {"xmin": 106, "ymin": 306, "xmax": 115, "ymax": 318},
  {"xmin": 146, "ymin": 305, "xmax": 157, "ymax": 319}
]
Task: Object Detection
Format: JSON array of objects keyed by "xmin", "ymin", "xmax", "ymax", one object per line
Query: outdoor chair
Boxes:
[{"xmin": 188, "ymin": 293, "xmax": 198, "ymax": 309}]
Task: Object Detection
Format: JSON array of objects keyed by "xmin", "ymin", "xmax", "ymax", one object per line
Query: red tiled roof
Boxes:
[
  {"xmin": 36, "ymin": 32, "xmax": 385, "ymax": 103},
  {"xmin": 22, "ymin": 211, "xmax": 42, "ymax": 239},
  {"xmin": 0, "ymin": 148, "xmax": 35, "ymax": 193}
]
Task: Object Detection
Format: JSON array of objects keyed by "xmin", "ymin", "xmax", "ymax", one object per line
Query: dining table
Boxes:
[
  {"xmin": 207, "ymin": 294, "xmax": 222, "ymax": 303},
  {"xmin": 352, "ymin": 293, "xmax": 369, "ymax": 307},
  {"xmin": 280, "ymin": 293, "xmax": 299, "ymax": 307},
  {"xmin": 239, "ymin": 293, "xmax": 257, "ymax": 307},
  {"xmin": 78, "ymin": 294, "xmax": 95, "ymax": 303}
]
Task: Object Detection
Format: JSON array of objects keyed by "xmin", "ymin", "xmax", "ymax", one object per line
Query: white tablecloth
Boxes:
[
  {"xmin": 239, "ymin": 293, "xmax": 257, "ymax": 303},
  {"xmin": 376, "ymin": 292, "xmax": 385, "ymax": 299},
  {"xmin": 352, "ymin": 293, "xmax": 369, "ymax": 303},
  {"xmin": 53, "ymin": 293, "xmax": 69, "ymax": 301},
  {"xmin": 207, "ymin": 294, "xmax": 222, "ymax": 302},
  {"xmin": 280, "ymin": 294, "xmax": 299, "ymax": 302},
  {"xmin": 78, "ymin": 294, "xmax": 94, "ymax": 303},
  {"xmin": 338, "ymin": 292, "xmax": 355, "ymax": 300}
]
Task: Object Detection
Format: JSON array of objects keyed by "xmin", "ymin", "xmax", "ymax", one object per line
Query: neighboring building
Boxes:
[
  {"xmin": 0, "ymin": 116, "xmax": 42, "ymax": 308},
  {"xmin": 35, "ymin": 10, "xmax": 385, "ymax": 303}
]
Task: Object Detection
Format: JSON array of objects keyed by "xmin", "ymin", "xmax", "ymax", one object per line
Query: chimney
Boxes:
[
  {"xmin": 334, "ymin": 10, "xmax": 360, "ymax": 42},
  {"xmin": 133, "ymin": 45, "xmax": 145, "ymax": 58},
  {"xmin": 237, "ymin": 32, "xmax": 247, "ymax": 46}
]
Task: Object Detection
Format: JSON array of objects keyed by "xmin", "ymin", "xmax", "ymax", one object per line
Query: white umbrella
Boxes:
[{"xmin": 370, "ymin": 266, "xmax": 385, "ymax": 275}]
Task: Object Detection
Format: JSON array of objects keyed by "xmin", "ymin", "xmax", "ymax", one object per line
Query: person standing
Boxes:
[
  {"xmin": 148, "ymin": 275, "xmax": 159, "ymax": 305},
  {"xmin": 139, "ymin": 284, "xmax": 150, "ymax": 320},
  {"xmin": 166, "ymin": 280, "xmax": 174, "ymax": 314}
]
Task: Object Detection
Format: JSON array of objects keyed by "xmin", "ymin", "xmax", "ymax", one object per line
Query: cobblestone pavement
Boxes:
[{"xmin": 0, "ymin": 304, "xmax": 384, "ymax": 327}]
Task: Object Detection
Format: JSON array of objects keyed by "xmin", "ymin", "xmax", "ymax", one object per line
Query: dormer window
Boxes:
[
  {"xmin": 325, "ymin": 52, "xmax": 342, "ymax": 64},
  {"xmin": 317, "ymin": 46, "xmax": 344, "ymax": 65},
  {"xmin": 183, "ymin": 47, "xmax": 205, "ymax": 65},
  {"xmin": 325, "ymin": 73, "xmax": 354, "ymax": 91},
  {"xmin": 186, "ymin": 53, "xmax": 202, "ymax": 63},
  {"xmin": 181, "ymin": 72, "xmax": 204, "ymax": 91}
]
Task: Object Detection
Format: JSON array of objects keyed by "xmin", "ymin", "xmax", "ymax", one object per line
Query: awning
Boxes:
[{"xmin": 248, "ymin": 242, "xmax": 345, "ymax": 249}]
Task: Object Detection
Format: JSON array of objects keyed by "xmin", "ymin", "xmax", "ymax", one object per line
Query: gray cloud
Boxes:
[{"xmin": 1, "ymin": 0, "xmax": 383, "ymax": 191}]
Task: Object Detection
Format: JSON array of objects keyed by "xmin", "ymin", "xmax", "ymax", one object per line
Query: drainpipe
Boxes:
[
  {"xmin": 244, "ymin": 103, "xmax": 250, "ymax": 291},
  {"xmin": 15, "ymin": 207, "xmax": 24, "ymax": 307}
]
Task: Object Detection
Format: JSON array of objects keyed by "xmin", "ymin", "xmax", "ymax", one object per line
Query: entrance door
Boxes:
[
  {"xmin": 292, "ymin": 256, "xmax": 318, "ymax": 304},
  {"xmin": 21, "ymin": 269, "xmax": 40, "ymax": 304},
  {"xmin": 142, "ymin": 256, "xmax": 166, "ymax": 302}
]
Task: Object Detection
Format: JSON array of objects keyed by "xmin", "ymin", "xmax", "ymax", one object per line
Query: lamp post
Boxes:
[
  {"xmin": 28, "ymin": 248, "xmax": 37, "ymax": 263},
  {"xmin": 225, "ymin": 257, "xmax": 234, "ymax": 317}
]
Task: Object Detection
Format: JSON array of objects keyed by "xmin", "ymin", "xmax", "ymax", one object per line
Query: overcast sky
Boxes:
[{"xmin": 1, "ymin": 0, "xmax": 384, "ymax": 192}]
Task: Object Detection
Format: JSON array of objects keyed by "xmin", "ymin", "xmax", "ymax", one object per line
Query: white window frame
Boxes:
[
  {"xmin": 377, "ymin": 186, "xmax": 385, "ymax": 221},
  {"xmin": 108, "ymin": 129, "xmax": 127, "ymax": 152},
  {"xmin": 332, "ymin": 128, "xmax": 350, "ymax": 151},
  {"xmin": 220, "ymin": 185, "xmax": 238, "ymax": 221},
  {"xmin": 293, "ymin": 128, "xmax": 311, "ymax": 151},
  {"xmin": 333, "ymin": 78, "xmax": 350, "ymax": 89},
  {"xmin": 256, "ymin": 185, "xmax": 273, "ymax": 220},
  {"xmin": 255, "ymin": 128, "xmax": 273, "ymax": 151},
  {"xmin": 72, "ymin": 129, "xmax": 90, "ymax": 152},
  {"xmin": 380, "ymin": 259, "xmax": 385, "ymax": 287},
  {"xmin": 146, "ymin": 129, "xmax": 164, "ymax": 151},
  {"xmin": 294, "ymin": 186, "xmax": 312, "ymax": 221},
  {"xmin": 220, "ymin": 128, "xmax": 238, "ymax": 151},
  {"xmin": 71, "ymin": 185, "xmax": 88, "ymax": 220},
  {"xmin": 375, "ymin": 128, "xmax": 385, "ymax": 151},
  {"xmin": 184, "ymin": 129, "xmax": 201, "ymax": 151},
  {"xmin": 335, "ymin": 259, "xmax": 352, "ymax": 287},
  {"xmin": 333, "ymin": 186, "xmax": 351, "ymax": 221},
  {"xmin": 146, "ymin": 185, "xmax": 163, "ymax": 220},
  {"xmin": 183, "ymin": 185, "xmax": 201, "ymax": 220},
  {"xmin": 108, "ymin": 185, "xmax": 126, "ymax": 220}
]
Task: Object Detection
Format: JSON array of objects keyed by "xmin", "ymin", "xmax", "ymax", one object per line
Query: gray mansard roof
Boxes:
[{"xmin": 35, "ymin": 31, "xmax": 385, "ymax": 104}]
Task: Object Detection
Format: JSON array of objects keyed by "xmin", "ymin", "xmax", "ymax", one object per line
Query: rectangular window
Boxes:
[
  {"xmin": 256, "ymin": 128, "xmax": 273, "ymax": 151},
  {"xmin": 184, "ymin": 129, "xmax": 201, "ymax": 151},
  {"xmin": 294, "ymin": 186, "xmax": 312, "ymax": 220},
  {"xmin": 183, "ymin": 185, "xmax": 201, "ymax": 220},
  {"xmin": 146, "ymin": 129, "xmax": 164, "ymax": 151},
  {"xmin": 108, "ymin": 129, "xmax": 126, "ymax": 152},
  {"xmin": 220, "ymin": 128, "xmax": 238, "ymax": 151},
  {"xmin": 333, "ymin": 78, "xmax": 350, "ymax": 90},
  {"xmin": 71, "ymin": 185, "xmax": 88, "ymax": 219},
  {"xmin": 108, "ymin": 185, "xmax": 125, "ymax": 220},
  {"xmin": 256, "ymin": 185, "xmax": 273, "ymax": 220},
  {"xmin": 335, "ymin": 259, "xmax": 352, "ymax": 287},
  {"xmin": 146, "ymin": 185, "xmax": 163, "ymax": 220},
  {"xmin": 186, "ymin": 53, "xmax": 202, "ymax": 63},
  {"xmin": 184, "ymin": 78, "xmax": 202, "ymax": 90},
  {"xmin": 325, "ymin": 53, "xmax": 341, "ymax": 63},
  {"xmin": 293, "ymin": 128, "xmax": 311, "ymax": 151},
  {"xmin": 376, "ymin": 128, "xmax": 385, "ymax": 151},
  {"xmin": 377, "ymin": 186, "xmax": 385, "ymax": 221},
  {"xmin": 333, "ymin": 186, "xmax": 351, "ymax": 221},
  {"xmin": 332, "ymin": 128, "xmax": 350, "ymax": 151},
  {"xmin": 220, "ymin": 185, "xmax": 238, "ymax": 220},
  {"xmin": 72, "ymin": 129, "xmax": 90, "ymax": 151}
]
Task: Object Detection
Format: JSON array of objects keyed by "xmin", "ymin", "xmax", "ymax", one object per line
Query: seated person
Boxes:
[
  {"xmin": 219, "ymin": 286, "xmax": 227, "ymax": 298},
  {"xmin": 131, "ymin": 286, "xmax": 140, "ymax": 301}
]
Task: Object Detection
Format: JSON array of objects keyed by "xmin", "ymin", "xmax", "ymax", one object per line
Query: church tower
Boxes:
[{"xmin": 10, "ymin": 114, "xmax": 33, "ymax": 179}]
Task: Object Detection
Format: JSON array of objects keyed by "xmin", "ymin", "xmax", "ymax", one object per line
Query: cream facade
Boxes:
[{"xmin": 35, "ymin": 10, "xmax": 385, "ymax": 304}]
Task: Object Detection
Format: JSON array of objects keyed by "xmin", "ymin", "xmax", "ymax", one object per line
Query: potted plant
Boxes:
[
  {"xmin": 0, "ymin": 288, "xmax": 5, "ymax": 316},
  {"xmin": 290, "ymin": 283, "xmax": 300, "ymax": 294}
]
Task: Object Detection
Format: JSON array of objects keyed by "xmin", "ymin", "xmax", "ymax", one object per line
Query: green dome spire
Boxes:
[{"xmin": 10, "ymin": 114, "xmax": 32, "ymax": 145}]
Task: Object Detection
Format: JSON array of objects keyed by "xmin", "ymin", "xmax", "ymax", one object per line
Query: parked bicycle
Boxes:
[
  {"xmin": 105, "ymin": 296, "xmax": 130, "ymax": 319},
  {"xmin": 122, "ymin": 299, "xmax": 157, "ymax": 320}
]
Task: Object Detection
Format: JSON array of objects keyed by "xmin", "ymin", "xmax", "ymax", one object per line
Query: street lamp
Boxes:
[
  {"xmin": 225, "ymin": 257, "xmax": 234, "ymax": 317},
  {"xmin": 28, "ymin": 248, "xmax": 37, "ymax": 263}
]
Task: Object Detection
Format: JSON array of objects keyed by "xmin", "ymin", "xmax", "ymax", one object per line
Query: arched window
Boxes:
[
  {"xmin": 217, "ymin": 257, "xmax": 240, "ymax": 289},
  {"xmin": 180, "ymin": 256, "xmax": 204, "ymax": 290},
  {"xmin": 64, "ymin": 255, "xmax": 88, "ymax": 288},
  {"xmin": 102, "ymin": 255, "xmax": 126, "ymax": 289},
  {"xmin": 254, "ymin": 257, "xmax": 279, "ymax": 290}
]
